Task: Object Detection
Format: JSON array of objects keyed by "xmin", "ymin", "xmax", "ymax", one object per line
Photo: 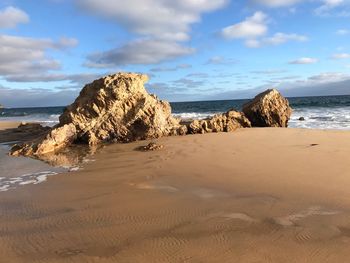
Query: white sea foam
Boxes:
[
  {"xmin": 173, "ymin": 112, "xmax": 216, "ymax": 121},
  {"xmin": 0, "ymin": 171, "xmax": 58, "ymax": 192},
  {"xmin": 289, "ymin": 106, "xmax": 350, "ymax": 130},
  {"xmin": 0, "ymin": 114, "xmax": 60, "ymax": 126},
  {"xmin": 174, "ymin": 107, "xmax": 350, "ymax": 130}
]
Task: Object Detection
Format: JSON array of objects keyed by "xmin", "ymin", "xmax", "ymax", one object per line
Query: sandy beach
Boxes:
[
  {"xmin": 0, "ymin": 121, "xmax": 21, "ymax": 131},
  {"xmin": 0, "ymin": 123, "xmax": 350, "ymax": 262}
]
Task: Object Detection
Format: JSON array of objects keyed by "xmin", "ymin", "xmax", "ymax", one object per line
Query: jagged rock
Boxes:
[
  {"xmin": 10, "ymin": 73, "xmax": 186, "ymax": 157},
  {"xmin": 16, "ymin": 123, "xmax": 51, "ymax": 133},
  {"xmin": 187, "ymin": 110, "xmax": 251, "ymax": 134},
  {"xmin": 138, "ymin": 142, "xmax": 164, "ymax": 152},
  {"xmin": 299, "ymin": 117, "xmax": 305, "ymax": 121},
  {"xmin": 242, "ymin": 89, "xmax": 292, "ymax": 127},
  {"xmin": 11, "ymin": 124, "xmax": 77, "ymax": 156}
]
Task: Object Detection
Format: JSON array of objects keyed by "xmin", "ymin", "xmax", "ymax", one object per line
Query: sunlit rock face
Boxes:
[
  {"xmin": 10, "ymin": 73, "xmax": 186, "ymax": 157},
  {"xmin": 187, "ymin": 110, "xmax": 251, "ymax": 134},
  {"xmin": 9, "ymin": 74, "xmax": 292, "ymax": 161},
  {"xmin": 242, "ymin": 89, "xmax": 292, "ymax": 127}
]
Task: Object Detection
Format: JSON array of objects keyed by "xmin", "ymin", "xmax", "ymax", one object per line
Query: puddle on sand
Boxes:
[{"xmin": 0, "ymin": 142, "xmax": 95, "ymax": 192}]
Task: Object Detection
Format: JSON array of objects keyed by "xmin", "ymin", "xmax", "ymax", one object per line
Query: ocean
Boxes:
[{"xmin": 1, "ymin": 95, "xmax": 350, "ymax": 130}]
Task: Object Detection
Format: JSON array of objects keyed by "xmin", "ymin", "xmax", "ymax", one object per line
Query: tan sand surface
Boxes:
[
  {"xmin": 0, "ymin": 121, "xmax": 21, "ymax": 130},
  {"xmin": 1, "ymin": 128, "xmax": 350, "ymax": 262}
]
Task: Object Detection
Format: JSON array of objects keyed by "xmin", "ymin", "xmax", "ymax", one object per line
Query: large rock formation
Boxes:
[
  {"xmin": 10, "ymin": 73, "xmax": 292, "ymax": 159},
  {"xmin": 187, "ymin": 110, "xmax": 251, "ymax": 134},
  {"xmin": 242, "ymin": 89, "xmax": 292, "ymax": 127},
  {"xmin": 11, "ymin": 73, "xmax": 186, "ymax": 157}
]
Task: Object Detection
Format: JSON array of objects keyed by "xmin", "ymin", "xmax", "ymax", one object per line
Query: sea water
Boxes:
[
  {"xmin": 0, "ymin": 142, "xmax": 67, "ymax": 192},
  {"xmin": 1, "ymin": 95, "xmax": 350, "ymax": 130}
]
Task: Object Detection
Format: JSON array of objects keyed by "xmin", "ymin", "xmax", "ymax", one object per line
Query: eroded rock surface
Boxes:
[
  {"xmin": 187, "ymin": 110, "xmax": 251, "ymax": 134},
  {"xmin": 138, "ymin": 142, "xmax": 164, "ymax": 152},
  {"xmin": 242, "ymin": 89, "xmax": 292, "ymax": 127},
  {"xmin": 9, "ymin": 74, "xmax": 292, "ymax": 160},
  {"xmin": 11, "ymin": 73, "xmax": 186, "ymax": 157}
]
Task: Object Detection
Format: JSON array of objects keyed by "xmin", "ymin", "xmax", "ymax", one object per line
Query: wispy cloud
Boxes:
[
  {"xmin": 336, "ymin": 29, "xmax": 350, "ymax": 35},
  {"xmin": 0, "ymin": 34, "xmax": 78, "ymax": 80},
  {"xmin": 0, "ymin": 6, "xmax": 29, "ymax": 29},
  {"xmin": 205, "ymin": 56, "xmax": 238, "ymax": 65},
  {"xmin": 331, "ymin": 53, "xmax": 350, "ymax": 59},
  {"xmin": 150, "ymin": 64, "xmax": 191, "ymax": 72},
  {"xmin": 251, "ymin": 0, "xmax": 304, "ymax": 8},
  {"xmin": 288, "ymin": 57, "xmax": 318, "ymax": 64}
]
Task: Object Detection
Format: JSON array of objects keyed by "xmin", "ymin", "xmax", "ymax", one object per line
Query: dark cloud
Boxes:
[{"xmin": 85, "ymin": 39, "xmax": 194, "ymax": 67}]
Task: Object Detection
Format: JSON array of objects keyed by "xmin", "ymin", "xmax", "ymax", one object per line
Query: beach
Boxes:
[{"xmin": 1, "ymin": 123, "xmax": 350, "ymax": 262}]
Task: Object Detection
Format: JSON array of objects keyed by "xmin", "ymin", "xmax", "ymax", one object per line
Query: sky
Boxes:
[{"xmin": 0, "ymin": 0, "xmax": 350, "ymax": 107}]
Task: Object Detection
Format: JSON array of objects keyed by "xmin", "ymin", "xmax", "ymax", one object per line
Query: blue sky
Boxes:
[{"xmin": 0, "ymin": 0, "xmax": 350, "ymax": 107}]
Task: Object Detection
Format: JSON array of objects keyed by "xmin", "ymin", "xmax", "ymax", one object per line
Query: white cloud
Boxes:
[
  {"xmin": 245, "ymin": 39, "xmax": 261, "ymax": 48},
  {"xmin": 252, "ymin": 0, "xmax": 304, "ymax": 7},
  {"xmin": 251, "ymin": 69, "xmax": 287, "ymax": 74},
  {"xmin": 245, "ymin": 32, "xmax": 308, "ymax": 48},
  {"xmin": 205, "ymin": 56, "xmax": 238, "ymax": 65},
  {"xmin": 0, "ymin": 86, "xmax": 80, "ymax": 107},
  {"xmin": 315, "ymin": 0, "xmax": 346, "ymax": 15},
  {"xmin": 150, "ymin": 64, "xmax": 192, "ymax": 72},
  {"xmin": 220, "ymin": 12, "xmax": 307, "ymax": 48},
  {"xmin": 307, "ymin": 72, "xmax": 350, "ymax": 82},
  {"xmin": 277, "ymin": 72, "xmax": 350, "ymax": 96},
  {"xmin": 85, "ymin": 39, "xmax": 194, "ymax": 67},
  {"xmin": 263, "ymin": 33, "xmax": 308, "ymax": 45},
  {"xmin": 77, "ymin": 0, "xmax": 227, "ymax": 41},
  {"xmin": 221, "ymin": 12, "xmax": 268, "ymax": 39},
  {"xmin": 77, "ymin": 0, "xmax": 227, "ymax": 66},
  {"xmin": 331, "ymin": 53, "xmax": 350, "ymax": 59},
  {"xmin": 4, "ymin": 73, "xmax": 104, "ymax": 85},
  {"xmin": 336, "ymin": 29, "xmax": 350, "ymax": 35},
  {"xmin": 0, "ymin": 34, "xmax": 78, "ymax": 79},
  {"xmin": 289, "ymin": 57, "xmax": 319, "ymax": 64},
  {"xmin": 0, "ymin": 6, "xmax": 29, "ymax": 29}
]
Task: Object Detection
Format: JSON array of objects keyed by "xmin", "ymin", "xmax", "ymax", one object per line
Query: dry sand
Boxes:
[
  {"xmin": 1, "ymin": 125, "xmax": 350, "ymax": 262},
  {"xmin": 0, "ymin": 121, "xmax": 21, "ymax": 130}
]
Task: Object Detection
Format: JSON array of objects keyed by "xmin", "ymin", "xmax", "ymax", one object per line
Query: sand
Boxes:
[
  {"xmin": 0, "ymin": 121, "xmax": 21, "ymax": 131},
  {"xmin": 1, "ymin": 125, "xmax": 350, "ymax": 262}
]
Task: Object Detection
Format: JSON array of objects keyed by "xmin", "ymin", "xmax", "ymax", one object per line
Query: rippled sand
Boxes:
[{"xmin": 1, "ymin": 127, "xmax": 350, "ymax": 262}]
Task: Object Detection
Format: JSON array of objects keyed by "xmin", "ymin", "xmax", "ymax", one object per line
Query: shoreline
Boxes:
[{"xmin": 1, "ymin": 127, "xmax": 350, "ymax": 262}]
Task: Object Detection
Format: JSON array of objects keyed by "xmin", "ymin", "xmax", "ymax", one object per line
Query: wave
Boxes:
[
  {"xmin": 1, "ymin": 96, "xmax": 350, "ymax": 130},
  {"xmin": 173, "ymin": 112, "xmax": 216, "ymax": 120},
  {"xmin": 289, "ymin": 106, "xmax": 350, "ymax": 130},
  {"xmin": 174, "ymin": 106, "xmax": 350, "ymax": 130},
  {"xmin": 0, "ymin": 114, "xmax": 60, "ymax": 126}
]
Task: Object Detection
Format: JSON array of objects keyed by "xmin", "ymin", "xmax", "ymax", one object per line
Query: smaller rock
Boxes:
[
  {"xmin": 298, "ymin": 117, "xmax": 305, "ymax": 121},
  {"xmin": 11, "ymin": 124, "xmax": 77, "ymax": 157},
  {"xmin": 138, "ymin": 142, "xmax": 164, "ymax": 151},
  {"xmin": 187, "ymin": 110, "xmax": 251, "ymax": 134},
  {"xmin": 242, "ymin": 89, "xmax": 292, "ymax": 127},
  {"xmin": 16, "ymin": 122, "xmax": 50, "ymax": 133}
]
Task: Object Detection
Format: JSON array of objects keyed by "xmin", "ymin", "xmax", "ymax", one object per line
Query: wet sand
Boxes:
[
  {"xmin": 1, "ymin": 126, "xmax": 350, "ymax": 262},
  {"xmin": 0, "ymin": 122, "xmax": 40, "ymax": 144}
]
